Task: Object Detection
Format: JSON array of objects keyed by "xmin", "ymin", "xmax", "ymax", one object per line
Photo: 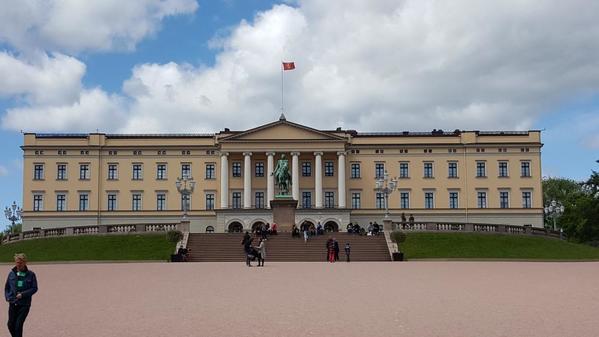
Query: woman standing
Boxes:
[{"xmin": 257, "ymin": 238, "xmax": 267, "ymax": 267}]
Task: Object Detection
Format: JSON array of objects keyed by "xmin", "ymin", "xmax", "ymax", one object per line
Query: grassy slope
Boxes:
[
  {"xmin": 0, "ymin": 234, "xmax": 174, "ymax": 262},
  {"xmin": 401, "ymin": 232, "xmax": 599, "ymax": 260}
]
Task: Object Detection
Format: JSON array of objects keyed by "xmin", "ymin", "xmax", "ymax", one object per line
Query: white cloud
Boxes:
[
  {"xmin": 2, "ymin": 88, "xmax": 126, "ymax": 132},
  {"xmin": 3, "ymin": 0, "xmax": 599, "ymax": 133},
  {"xmin": 0, "ymin": 52, "xmax": 85, "ymax": 105},
  {"xmin": 0, "ymin": 0, "xmax": 199, "ymax": 53},
  {"xmin": 0, "ymin": 166, "xmax": 8, "ymax": 177}
]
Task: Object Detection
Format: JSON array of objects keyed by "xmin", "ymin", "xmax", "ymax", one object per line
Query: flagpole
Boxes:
[{"xmin": 281, "ymin": 61, "xmax": 284, "ymax": 113}]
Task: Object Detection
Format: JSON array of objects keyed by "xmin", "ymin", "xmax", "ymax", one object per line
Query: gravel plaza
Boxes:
[{"xmin": 2, "ymin": 261, "xmax": 598, "ymax": 337}]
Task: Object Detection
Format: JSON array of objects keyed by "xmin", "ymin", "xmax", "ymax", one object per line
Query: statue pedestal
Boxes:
[{"xmin": 270, "ymin": 197, "xmax": 298, "ymax": 232}]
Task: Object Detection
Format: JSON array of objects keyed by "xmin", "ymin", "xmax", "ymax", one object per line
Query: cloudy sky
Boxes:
[{"xmin": 0, "ymin": 0, "xmax": 598, "ymax": 228}]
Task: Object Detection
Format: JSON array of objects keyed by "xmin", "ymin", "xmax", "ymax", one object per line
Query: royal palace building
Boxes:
[{"xmin": 21, "ymin": 117, "xmax": 544, "ymax": 232}]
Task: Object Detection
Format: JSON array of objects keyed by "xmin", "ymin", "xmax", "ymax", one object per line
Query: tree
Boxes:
[{"xmin": 542, "ymin": 177, "xmax": 582, "ymax": 229}]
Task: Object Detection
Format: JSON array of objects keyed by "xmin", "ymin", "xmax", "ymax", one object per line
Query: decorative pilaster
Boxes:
[
  {"xmin": 291, "ymin": 152, "xmax": 300, "ymax": 202},
  {"xmin": 337, "ymin": 151, "xmax": 346, "ymax": 208},
  {"xmin": 220, "ymin": 152, "xmax": 229, "ymax": 208},
  {"xmin": 314, "ymin": 152, "xmax": 323, "ymax": 208},
  {"xmin": 266, "ymin": 152, "xmax": 275, "ymax": 208},
  {"xmin": 243, "ymin": 152, "xmax": 252, "ymax": 208}
]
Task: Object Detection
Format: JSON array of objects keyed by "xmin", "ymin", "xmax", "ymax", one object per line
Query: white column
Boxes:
[
  {"xmin": 220, "ymin": 152, "xmax": 229, "ymax": 208},
  {"xmin": 291, "ymin": 152, "xmax": 300, "ymax": 202},
  {"xmin": 314, "ymin": 152, "xmax": 323, "ymax": 208},
  {"xmin": 243, "ymin": 152, "xmax": 252, "ymax": 209},
  {"xmin": 337, "ymin": 151, "xmax": 346, "ymax": 208},
  {"xmin": 266, "ymin": 152, "xmax": 275, "ymax": 208}
]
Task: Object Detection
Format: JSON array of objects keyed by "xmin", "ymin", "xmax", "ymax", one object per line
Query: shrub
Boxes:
[
  {"xmin": 391, "ymin": 230, "xmax": 407, "ymax": 250},
  {"xmin": 166, "ymin": 230, "xmax": 183, "ymax": 243}
]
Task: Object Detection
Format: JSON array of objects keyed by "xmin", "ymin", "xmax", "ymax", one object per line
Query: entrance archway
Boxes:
[
  {"xmin": 324, "ymin": 221, "xmax": 339, "ymax": 232},
  {"xmin": 228, "ymin": 221, "xmax": 243, "ymax": 233},
  {"xmin": 251, "ymin": 221, "xmax": 265, "ymax": 233}
]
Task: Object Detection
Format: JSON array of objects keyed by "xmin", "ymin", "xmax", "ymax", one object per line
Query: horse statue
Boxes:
[{"xmin": 272, "ymin": 154, "xmax": 291, "ymax": 195}]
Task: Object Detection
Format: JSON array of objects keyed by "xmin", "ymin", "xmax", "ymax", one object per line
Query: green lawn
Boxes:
[
  {"xmin": 0, "ymin": 234, "xmax": 175, "ymax": 262},
  {"xmin": 401, "ymin": 232, "xmax": 599, "ymax": 260}
]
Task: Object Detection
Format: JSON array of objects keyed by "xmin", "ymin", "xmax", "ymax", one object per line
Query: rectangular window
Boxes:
[
  {"xmin": 324, "ymin": 161, "xmax": 334, "ymax": 176},
  {"xmin": 375, "ymin": 163, "xmax": 385, "ymax": 179},
  {"xmin": 399, "ymin": 162, "xmax": 409, "ymax": 178},
  {"xmin": 205, "ymin": 193, "xmax": 215, "ymax": 210},
  {"xmin": 107, "ymin": 194, "xmax": 117, "ymax": 211},
  {"xmin": 232, "ymin": 162, "xmax": 242, "ymax": 177},
  {"xmin": 521, "ymin": 161, "xmax": 531, "ymax": 177},
  {"xmin": 33, "ymin": 195, "xmax": 43, "ymax": 211},
  {"xmin": 500, "ymin": 191, "xmax": 509, "ymax": 208},
  {"xmin": 400, "ymin": 192, "xmax": 410, "ymax": 209},
  {"xmin": 324, "ymin": 191, "xmax": 335, "ymax": 208},
  {"xmin": 302, "ymin": 162, "xmax": 312, "ymax": 177},
  {"xmin": 79, "ymin": 194, "xmax": 89, "ymax": 211},
  {"xmin": 205, "ymin": 163, "xmax": 215, "ymax": 179},
  {"xmin": 157, "ymin": 193, "xmax": 166, "ymax": 211},
  {"xmin": 181, "ymin": 194, "xmax": 190, "ymax": 211},
  {"xmin": 132, "ymin": 193, "xmax": 142, "ymax": 211},
  {"xmin": 302, "ymin": 192, "xmax": 312, "ymax": 208},
  {"xmin": 156, "ymin": 164, "xmax": 167, "ymax": 180},
  {"xmin": 181, "ymin": 163, "xmax": 191, "ymax": 179},
  {"xmin": 255, "ymin": 162, "xmax": 264, "ymax": 177},
  {"xmin": 232, "ymin": 192, "xmax": 241, "ymax": 208},
  {"xmin": 255, "ymin": 192, "xmax": 265, "ymax": 209},
  {"xmin": 132, "ymin": 164, "xmax": 143, "ymax": 180},
  {"xmin": 522, "ymin": 191, "xmax": 532, "ymax": 208},
  {"xmin": 424, "ymin": 162, "xmax": 433, "ymax": 178},
  {"xmin": 449, "ymin": 192, "xmax": 459, "ymax": 209},
  {"xmin": 34, "ymin": 164, "xmax": 44, "ymax": 180},
  {"xmin": 448, "ymin": 162, "xmax": 458, "ymax": 178},
  {"xmin": 425, "ymin": 192, "xmax": 434, "ymax": 209},
  {"xmin": 351, "ymin": 192, "xmax": 361, "ymax": 209},
  {"xmin": 79, "ymin": 164, "xmax": 90, "ymax": 180},
  {"xmin": 350, "ymin": 163, "xmax": 360, "ymax": 179},
  {"xmin": 57, "ymin": 164, "xmax": 67, "ymax": 180},
  {"xmin": 498, "ymin": 161, "xmax": 509, "ymax": 177},
  {"xmin": 476, "ymin": 162, "xmax": 486, "ymax": 177},
  {"xmin": 375, "ymin": 192, "xmax": 385, "ymax": 209},
  {"xmin": 56, "ymin": 194, "xmax": 66, "ymax": 211},
  {"xmin": 477, "ymin": 191, "xmax": 487, "ymax": 208},
  {"xmin": 108, "ymin": 164, "xmax": 118, "ymax": 180}
]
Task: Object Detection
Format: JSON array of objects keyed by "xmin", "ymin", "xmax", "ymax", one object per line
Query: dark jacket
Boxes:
[{"xmin": 5, "ymin": 266, "xmax": 38, "ymax": 306}]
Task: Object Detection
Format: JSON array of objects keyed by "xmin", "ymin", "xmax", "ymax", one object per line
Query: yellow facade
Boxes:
[{"xmin": 21, "ymin": 119, "xmax": 543, "ymax": 232}]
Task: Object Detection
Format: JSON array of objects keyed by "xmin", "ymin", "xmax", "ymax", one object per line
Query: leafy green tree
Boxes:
[{"xmin": 542, "ymin": 177, "xmax": 582, "ymax": 229}]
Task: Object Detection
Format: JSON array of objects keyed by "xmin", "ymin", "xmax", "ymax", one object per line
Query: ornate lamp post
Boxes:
[
  {"xmin": 4, "ymin": 201, "xmax": 23, "ymax": 232},
  {"xmin": 544, "ymin": 199, "xmax": 564, "ymax": 234},
  {"xmin": 375, "ymin": 170, "xmax": 398, "ymax": 219},
  {"xmin": 176, "ymin": 177, "xmax": 196, "ymax": 219}
]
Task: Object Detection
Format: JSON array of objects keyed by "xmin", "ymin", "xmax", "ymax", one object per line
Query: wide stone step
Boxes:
[{"xmin": 186, "ymin": 233, "xmax": 391, "ymax": 262}]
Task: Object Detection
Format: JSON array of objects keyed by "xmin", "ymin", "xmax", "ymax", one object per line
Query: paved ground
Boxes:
[{"xmin": 1, "ymin": 261, "xmax": 598, "ymax": 337}]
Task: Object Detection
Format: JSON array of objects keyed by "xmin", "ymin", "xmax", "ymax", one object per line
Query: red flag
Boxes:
[{"xmin": 282, "ymin": 62, "xmax": 295, "ymax": 71}]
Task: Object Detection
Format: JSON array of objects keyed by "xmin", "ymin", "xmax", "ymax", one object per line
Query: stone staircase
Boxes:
[{"xmin": 186, "ymin": 232, "xmax": 391, "ymax": 262}]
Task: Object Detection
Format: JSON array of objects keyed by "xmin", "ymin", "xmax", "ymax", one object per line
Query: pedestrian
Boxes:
[
  {"xmin": 303, "ymin": 227, "xmax": 309, "ymax": 243},
  {"xmin": 257, "ymin": 238, "xmax": 266, "ymax": 267},
  {"xmin": 409, "ymin": 214, "xmax": 415, "ymax": 229},
  {"xmin": 327, "ymin": 239, "xmax": 336, "ymax": 263},
  {"xmin": 401, "ymin": 212, "xmax": 407, "ymax": 229},
  {"xmin": 242, "ymin": 231, "xmax": 254, "ymax": 267},
  {"xmin": 5, "ymin": 253, "xmax": 38, "ymax": 337},
  {"xmin": 344, "ymin": 243, "xmax": 351, "ymax": 262},
  {"xmin": 333, "ymin": 238, "xmax": 340, "ymax": 261},
  {"xmin": 367, "ymin": 223, "xmax": 373, "ymax": 235}
]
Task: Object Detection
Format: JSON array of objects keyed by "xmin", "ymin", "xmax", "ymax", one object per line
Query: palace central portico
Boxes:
[
  {"xmin": 20, "ymin": 116, "xmax": 544, "ymax": 233},
  {"xmin": 215, "ymin": 115, "xmax": 350, "ymax": 232}
]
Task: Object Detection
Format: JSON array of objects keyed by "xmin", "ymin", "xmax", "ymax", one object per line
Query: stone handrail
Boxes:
[
  {"xmin": 2, "ymin": 223, "xmax": 184, "ymax": 245},
  {"xmin": 388, "ymin": 221, "xmax": 564, "ymax": 239}
]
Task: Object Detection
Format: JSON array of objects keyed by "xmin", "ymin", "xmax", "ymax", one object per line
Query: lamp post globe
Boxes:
[
  {"xmin": 176, "ymin": 177, "xmax": 195, "ymax": 220},
  {"xmin": 375, "ymin": 170, "xmax": 398, "ymax": 220}
]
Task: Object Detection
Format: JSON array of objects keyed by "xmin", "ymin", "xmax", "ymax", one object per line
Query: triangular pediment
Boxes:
[{"xmin": 221, "ymin": 120, "xmax": 346, "ymax": 142}]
